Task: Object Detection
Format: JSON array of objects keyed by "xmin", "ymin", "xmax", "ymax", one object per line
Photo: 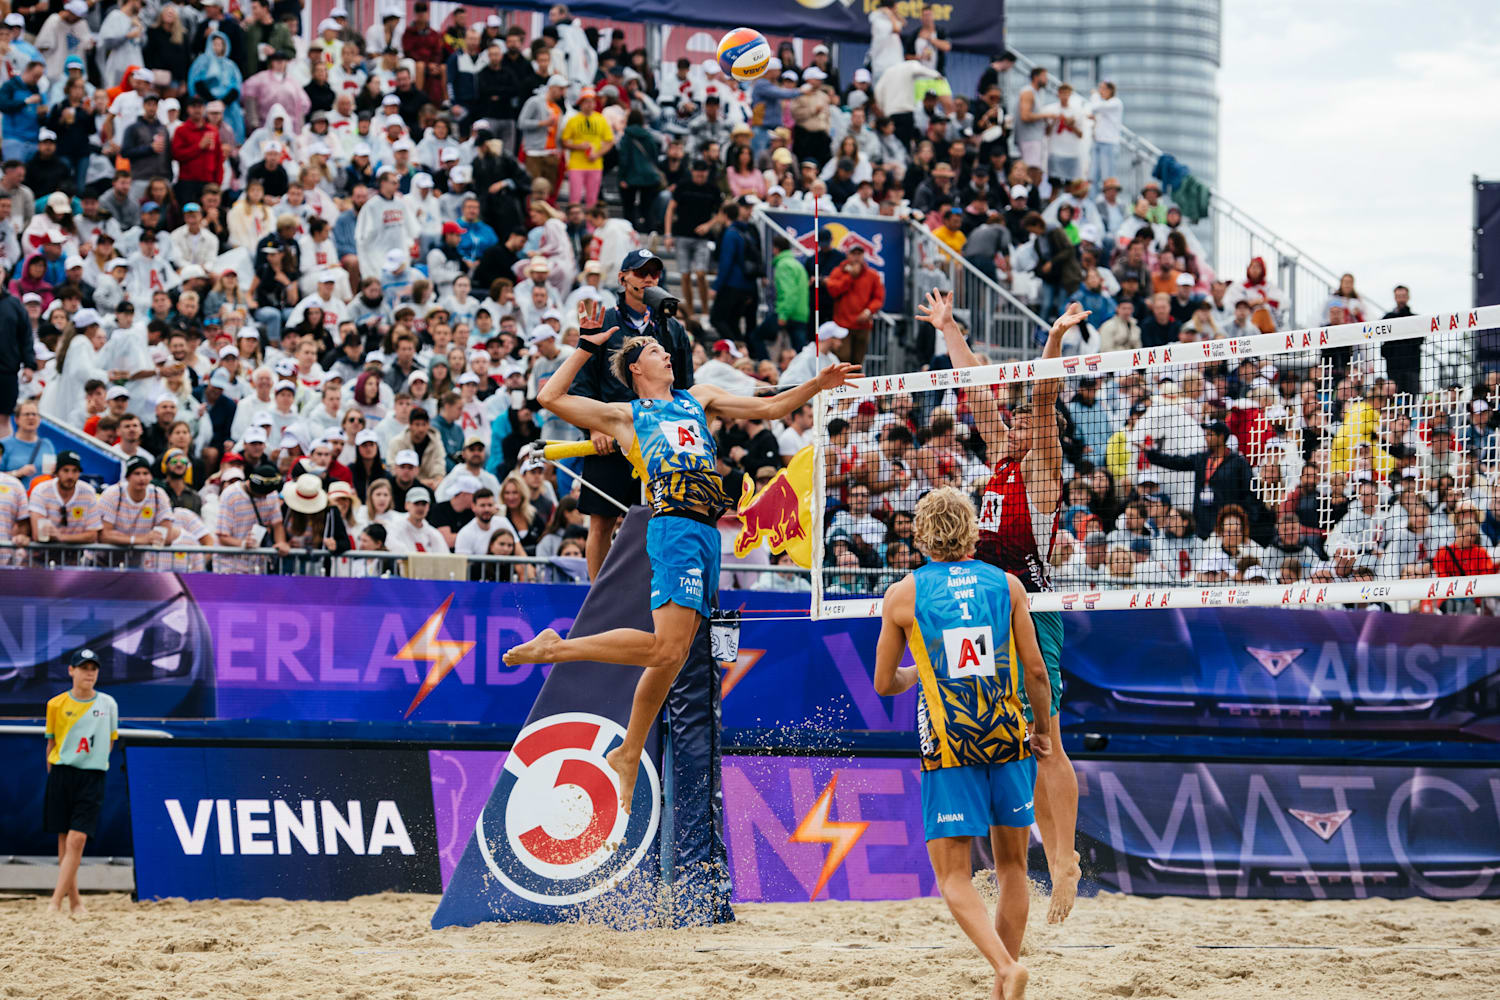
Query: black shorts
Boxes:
[
  {"xmin": 44, "ymin": 764, "xmax": 106, "ymax": 838},
  {"xmin": 578, "ymin": 451, "xmax": 641, "ymax": 517}
]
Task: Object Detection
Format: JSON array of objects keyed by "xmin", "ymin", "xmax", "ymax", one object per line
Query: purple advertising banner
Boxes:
[
  {"xmin": 1075, "ymin": 758, "xmax": 1500, "ymax": 900},
  {"xmin": 429, "ymin": 749, "xmax": 510, "ymax": 889},
  {"xmin": 722, "ymin": 755, "xmax": 935, "ymax": 904}
]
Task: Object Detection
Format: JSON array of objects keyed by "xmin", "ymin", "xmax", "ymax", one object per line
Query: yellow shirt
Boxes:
[
  {"xmin": 933, "ymin": 224, "xmax": 966, "ymax": 255},
  {"xmin": 46, "ymin": 690, "xmax": 118, "ymax": 771},
  {"xmin": 560, "ymin": 112, "xmax": 614, "ymax": 172}
]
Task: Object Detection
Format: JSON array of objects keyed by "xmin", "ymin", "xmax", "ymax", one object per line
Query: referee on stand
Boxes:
[
  {"xmin": 571, "ymin": 248, "xmax": 696, "ymax": 579},
  {"xmin": 44, "ymin": 649, "xmax": 118, "ymax": 915}
]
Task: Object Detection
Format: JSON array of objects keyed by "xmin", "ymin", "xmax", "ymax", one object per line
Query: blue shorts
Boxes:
[
  {"xmin": 921, "ymin": 758, "xmax": 1038, "ymax": 841},
  {"xmin": 1021, "ymin": 609, "xmax": 1064, "ymax": 723},
  {"xmin": 646, "ymin": 515, "xmax": 719, "ymax": 618}
]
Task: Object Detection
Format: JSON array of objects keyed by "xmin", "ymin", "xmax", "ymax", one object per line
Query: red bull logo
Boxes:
[
  {"xmin": 790, "ymin": 222, "xmax": 886, "ymax": 267},
  {"xmin": 734, "ymin": 445, "xmax": 816, "ymax": 567}
]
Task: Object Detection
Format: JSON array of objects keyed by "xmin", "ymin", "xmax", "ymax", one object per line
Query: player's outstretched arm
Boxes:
[
  {"xmin": 873, "ymin": 575, "xmax": 919, "ymax": 696},
  {"xmin": 693, "ymin": 362, "xmax": 860, "ymax": 422},
  {"xmin": 1009, "ymin": 574, "xmax": 1051, "ymax": 758},
  {"xmin": 1030, "ymin": 302, "xmax": 1090, "ymax": 413},
  {"xmin": 537, "ymin": 315, "xmax": 632, "ymax": 445},
  {"xmin": 919, "ymin": 289, "xmax": 1005, "ymax": 457}
]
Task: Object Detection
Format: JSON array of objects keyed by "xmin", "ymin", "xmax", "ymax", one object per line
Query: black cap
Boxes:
[
  {"xmin": 69, "ymin": 648, "xmax": 101, "ymax": 668},
  {"xmin": 247, "ymin": 462, "xmax": 281, "ymax": 495},
  {"xmin": 1202, "ymin": 420, "xmax": 1230, "ymax": 437},
  {"xmin": 689, "ymin": 158, "xmax": 709, "ymax": 171},
  {"xmin": 55, "ymin": 450, "xmax": 82, "ymax": 470},
  {"xmin": 125, "ymin": 455, "xmax": 152, "ymax": 476}
]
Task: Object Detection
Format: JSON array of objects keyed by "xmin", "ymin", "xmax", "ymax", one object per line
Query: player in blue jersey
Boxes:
[
  {"xmin": 505, "ymin": 299, "xmax": 858, "ymax": 812},
  {"xmin": 874, "ymin": 487, "xmax": 1053, "ymax": 1000}
]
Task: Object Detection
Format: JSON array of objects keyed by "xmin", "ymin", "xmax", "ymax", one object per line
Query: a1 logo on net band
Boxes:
[{"xmin": 476, "ymin": 712, "xmax": 660, "ymax": 905}]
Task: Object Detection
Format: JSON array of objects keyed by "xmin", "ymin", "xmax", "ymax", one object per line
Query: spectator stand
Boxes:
[{"xmin": 905, "ymin": 216, "xmax": 1046, "ymax": 360}]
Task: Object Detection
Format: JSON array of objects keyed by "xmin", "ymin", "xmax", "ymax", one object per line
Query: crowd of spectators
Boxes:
[{"xmin": 0, "ymin": 3, "xmax": 1489, "ymax": 610}]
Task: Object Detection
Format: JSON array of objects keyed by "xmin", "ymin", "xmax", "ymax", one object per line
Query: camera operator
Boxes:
[{"xmin": 571, "ymin": 248, "xmax": 694, "ymax": 579}]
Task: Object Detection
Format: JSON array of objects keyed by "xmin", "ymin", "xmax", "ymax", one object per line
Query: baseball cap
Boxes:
[
  {"xmin": 713, "ymin": 339, "xmax": 743, "ymax": 359},
  {"xmin": 452, "ymin": 474, "xmax": 481, "ymax": 495},
  {"xmin": 131, "ymin": 67, "xmax": 154, "ymax": 83},
  {"xmin": 804, "ymin": 66, "xmax": 827, "ymax": 82},
  {"xmin": 456, "ymin": 371, "xmax": 480, "ymax": 386},
  {"xmin": 354, "ymin": 429, "xmax": 380, "ymax": 447},
  {"xmin": 71, "ymin": 307, "xmax": 101, "ymax": 328},
  {"xmin": 817, "ymin": 321, "xmax": 849, "ymax": 341},
  {"xmin": 442, "ymin": 220, "xmax": 465, "ymax": 236},
  {"xmin": 528, "ymin": 324, "xmax": 558, "ymax": 345},
  {"xmin": 406, "ymin": 486, "xmax": 432, "ymax": 505},
  {"xmin": 1084, "ymin": 532, "xmax": 1108, "ymax": 547},
  {"xmin": 853, "ymin": 68, "xmax": 872, "ymax": 83},
  {"xmin": 277, "ymin": 433, "xmax": 303, "ymax": 452},
  {"xmin": 412, "ymin": 172, "xmax": 434, "ymax": 189},
  {"xmin": 208, "ymin": 367, "xmax": 233, "ymax": 390},
  {"xmin": 463, "ymin": 431, "xmax": 488, "ymax": 449},
  {"xmin": 243, "ymin": 427, "xmax": 269, "ymax": 445},
  {"xmin": 69, "ymin": 648, "xmax": 101, "ymax": 668},
  {"xmin": 106, "ymin": 385, "xmax": 130, "ymax": 401},
  {"xmin": 55, "ymin": 450, "xmax": 82, "ymax": 470},
  {"xmin": 274, "ymin": 379, "xmax": 297, "ymax": 393},
  {"xmin": 38, "ymin": 128, "xmax": 57, "ymax": 142},
  {"xmin": 619, "ymin": 248, "xmax": 662, "ymax": 274},
  {"xmin": 64, "ymin": 0, "xmax": 88, "ymax": 14},
  {"xmin": 1175, "ymin": 272, "xmax": 1195, "ymax": 287},
  {"xmin": 274, "ymin": 357, "xmax": 297, "ymax": 376},
  {"xmin": 395, "ymin": 449, "xmax": 419, "ymax": 467},
  {"xmin": 125, "ymin": 456, "xmax": 153, "ymax": 477}
]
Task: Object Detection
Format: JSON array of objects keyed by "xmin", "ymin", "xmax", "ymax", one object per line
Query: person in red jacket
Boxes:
[
  {"xmin": 824, "ymin": 244, "xmax": 884, "ymax": 365},
  {"xmin": 1433, "ymin": 504, "xmax": 1496, "ymax": 594},
  {"xmin": 171, "ymin": 96, "xmax": 224, "ymax": 209}
]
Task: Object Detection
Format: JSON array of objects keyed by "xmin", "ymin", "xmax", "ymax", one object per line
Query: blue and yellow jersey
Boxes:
[
  {"xmin": 907, "ymin": 560, "xmax": 1029, "ymax": 772},
  {"xmin": 45, "ymin": 690, "xmax": 119, "ymax": 771},
  {"xmin": 627, "ymin": 390, "xmax": 730, "ymax": 517}
]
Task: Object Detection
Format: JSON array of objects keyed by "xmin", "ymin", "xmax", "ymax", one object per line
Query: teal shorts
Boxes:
[
  {"xmin": 921, "ymin": 758, "xmax": 1038, "ymax": 840},
  {"xmin": 646, "ymin": 515, "xmax": 718, "ymax": 618},
  {"xmin": 1020, "ymin": 609, "xmax": 1064, "ymax": 723}
]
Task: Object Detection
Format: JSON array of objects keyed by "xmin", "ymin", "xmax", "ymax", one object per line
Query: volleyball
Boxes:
[{"xmin": 716, "ymin": 27, "xmax": 771, "ymax": 82}]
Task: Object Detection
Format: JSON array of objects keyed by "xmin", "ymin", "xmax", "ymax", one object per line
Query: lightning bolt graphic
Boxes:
[
  {"xmin": 788, "ymin": 774, "xmax": 870, "ymax": 901},
  {"xmin": 399, "ymin": 595, "xmax": 476, "ymax": 718}
]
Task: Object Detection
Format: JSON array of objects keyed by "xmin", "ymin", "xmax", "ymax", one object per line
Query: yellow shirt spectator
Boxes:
[{"xmin": 560, "ymin": 110, "xmax": 614, "ymax": 173}]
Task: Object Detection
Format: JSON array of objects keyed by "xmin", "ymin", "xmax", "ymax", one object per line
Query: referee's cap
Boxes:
[{"xmin": 70, "ymin": 648, "xmax": 101, "ymax": 668}]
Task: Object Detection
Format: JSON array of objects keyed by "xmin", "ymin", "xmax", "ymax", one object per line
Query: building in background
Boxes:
[{"xmin": 1003, "ymin": 0, "xmax": 1222, "ymax": 187}]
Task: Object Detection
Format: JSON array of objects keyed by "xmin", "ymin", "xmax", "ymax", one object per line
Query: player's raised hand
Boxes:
[
  {"xmin": 916, "ymin": 288, "xmax": 955, "ymax": 330},
  {"xmin": 577, "ymin": 297, "xmax": 609, "ymax": 332},
  {"xmin": 1048, "ymin": 302, "xmax": 1091, "ymax": 340},
  {"xmin": 816, "ymin": 363, "xmax": 862, "ymax": 391},
  {"xmin": 581, "ymin": 325, "xmax": 619, "ymax": 347}
]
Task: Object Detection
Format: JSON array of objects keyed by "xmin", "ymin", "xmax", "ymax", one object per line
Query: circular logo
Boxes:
[{"xmin": 476, "ymin": 712, "xmax": 660, "ymax": 905}]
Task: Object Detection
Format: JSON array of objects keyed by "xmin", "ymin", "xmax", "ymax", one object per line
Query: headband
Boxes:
[{"xmin": 622, "ymin": 341, "xmax": 648, "ymax": 371}]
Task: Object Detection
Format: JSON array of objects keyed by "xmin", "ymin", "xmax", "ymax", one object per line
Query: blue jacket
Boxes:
[
  {"xmin": 713, "ymin": 221, "xmax": 754, "ymax": 292},
  {"xmin": 750, "ymin": 80, "xmax": 803, "ymax": 130},
  {"xmin": 333, "ymin": 208, "xmax": 359, "ymax": 260},
  {"xmin": 1067, "ymin": 286, "xmax": 1116, "ymax": 324},
  {"xmin": 0, "ymin": 77, "xmax": 43, "ymax": 145},
  {"xmin": 458, "ymin": 219, "xmax": 498, "ymax": 262}
]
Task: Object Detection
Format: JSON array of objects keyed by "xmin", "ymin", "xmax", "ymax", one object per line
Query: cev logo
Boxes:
[{"xmin": 476, "ymin": 712, "xmax": 660, "ymax": 905}]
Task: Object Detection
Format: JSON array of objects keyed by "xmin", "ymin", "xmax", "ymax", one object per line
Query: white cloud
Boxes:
[{"xmin": 1218, "ymin": 1, "xmax": 1500, "ymax": 312}]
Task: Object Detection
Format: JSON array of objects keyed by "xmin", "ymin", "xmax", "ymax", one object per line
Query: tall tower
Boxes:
[{"xmin": 1002, "ymin": 0, "xmax": 1222, "ymax": 187}]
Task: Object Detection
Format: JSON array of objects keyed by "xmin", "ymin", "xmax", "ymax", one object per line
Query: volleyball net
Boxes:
[{"xmin": 810, "ymin": 305, "xmax": 1500, "ymax": 618}]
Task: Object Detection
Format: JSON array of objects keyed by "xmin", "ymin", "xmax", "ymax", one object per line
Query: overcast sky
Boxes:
[{"xmin": 1217, "ymin": 0, "xmax": 1500, "ymax": 313}]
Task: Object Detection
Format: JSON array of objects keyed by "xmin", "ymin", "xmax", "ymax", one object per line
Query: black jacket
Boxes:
[
  {"xmin": 1144, "ymin": 446, "xmax": 1264, "ymax": 540},
  {"xmin": 574, "ymin": 305, "xmax": 695, "ymax": 404},
  {"xmin": 0, "ymin": 285, "xmax": 34, "ymax": 372},
  {"xmin": 24, "ymin": 154, "xmax": 72, "ymax": 199},
  {"xmin": 495, "ymin": 52, "xmax": 540, "ymax": 121},
  {"xmin": 470, "ymin": 152, "xmax": 530, "ymax": 236}
]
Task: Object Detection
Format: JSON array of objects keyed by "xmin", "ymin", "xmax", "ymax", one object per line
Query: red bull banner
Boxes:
[
  {"xmin": 766, "ymin": 211, "xmax": 906, "ymax": 313},
  {"xmin": 735, "ymin": 445, "xmax": 816, "ymax": 567}
]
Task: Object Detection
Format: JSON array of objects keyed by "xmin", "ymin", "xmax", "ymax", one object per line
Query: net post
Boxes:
[{"xmin": 811, "ymin": 383, "xmax": 828, "ymax": 621}]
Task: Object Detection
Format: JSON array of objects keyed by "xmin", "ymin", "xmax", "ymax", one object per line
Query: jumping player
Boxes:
[
  {"xmin": 873, "ymin": 487, "xmax": 1052, "ymax": 1000},
  {"xmin": 504, "ymin": 299, "xmax": 858, "ymax": 811},
  {"xmin": 917, "ymin": 289, "xmax": 1088, "ymax": 922}
]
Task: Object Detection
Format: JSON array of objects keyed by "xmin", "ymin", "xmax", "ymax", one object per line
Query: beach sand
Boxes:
[{"xmin": 3, "ymin": 888, "xmax": 1496, "ymax": 999}]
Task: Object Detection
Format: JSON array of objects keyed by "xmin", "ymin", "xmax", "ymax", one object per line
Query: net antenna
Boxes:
[{"xmin": 811, "ymin": 305, "xmax": 1500, "ymax": 619}]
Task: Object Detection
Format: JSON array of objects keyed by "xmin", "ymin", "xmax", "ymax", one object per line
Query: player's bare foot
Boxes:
[
  {"xmin": 1048, "ymin": 851, "xmax": 1081, "ymax": 924},
  {"xmin": 503, "ymin": 628, "xmax": 561, "ymax": 666},
  {"xmin": 997, "ymin": 962, "xmax": 1028, "ymax": 1000},
  {"xmin": 605, "ymin": 745, "xmax": 638, "ymax": 815},
  {"xmin": 46, "ymin": 900, "xmax": 63, "ymax": 915},
  {"xmin": 69, "ymin": 899, "xmax": 87, "ymax": 916}
]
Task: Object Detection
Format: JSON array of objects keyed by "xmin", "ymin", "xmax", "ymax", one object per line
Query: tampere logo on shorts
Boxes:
[{"xmin": 476, "ymin": 712, "xmax": 660, "ymax": 906}]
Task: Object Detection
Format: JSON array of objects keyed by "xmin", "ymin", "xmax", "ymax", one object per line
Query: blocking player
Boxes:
[
  {"xmin": 504, "ymin": 299, "xmax": 858, "ymax": 812},
  {"xmin": 873, "ymin": 486, "xmax": 1052, "ymax": 1000},
  {"xmin": 44, "ymin": 648, "xmax": 119, "ymax": 915},
  {"xmin": 917, "ymin": 289, "xmax": 1088, "ymax": 922}
]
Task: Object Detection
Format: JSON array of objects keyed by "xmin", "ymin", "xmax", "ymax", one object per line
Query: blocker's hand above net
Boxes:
[
  {"xmin": 1048, "ymin": 302, "xmax": 1091, "ymax": 340},
  {"xmin": 816, "ymin": 363, "xmax": 862, "ymax": 391}
]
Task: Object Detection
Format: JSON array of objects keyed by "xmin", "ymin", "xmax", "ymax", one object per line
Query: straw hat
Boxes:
[{"xmin": 280, "ymin": 473, "xmax": 328, "ymax": 514}]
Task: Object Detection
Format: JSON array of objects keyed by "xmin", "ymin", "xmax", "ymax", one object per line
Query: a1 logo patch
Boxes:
[
  {"xmin": 943, "ymin": 626, "xmax": 996, "ymax": 679},
  {"xmin": 659, "ymin": 419, "xmax": 705, "ymax": 456}
]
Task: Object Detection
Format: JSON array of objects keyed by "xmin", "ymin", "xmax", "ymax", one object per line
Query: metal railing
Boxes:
[
  {"xmin": 0, "ymin": 540, "xmax": 825, "ymax": 593},
  {"xmin": 1008, "ymin": 51, "xmax": 1387, "ymax": 328},
  {"xmin": 905, "ymin": 220, "xmax": 1048, "ymax": 361}
]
